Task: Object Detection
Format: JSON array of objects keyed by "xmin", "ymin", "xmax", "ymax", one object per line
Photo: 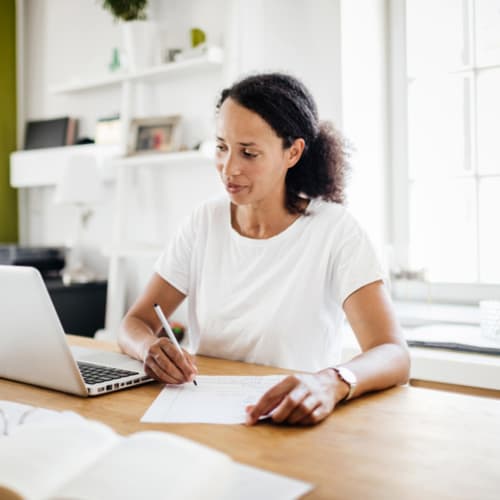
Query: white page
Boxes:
[
  {"xmin": 0, "ymin": 400, "xmax": 89, "ymax": 438},
  {"xmin": 0, "ymin": 421, "xmax": 119, "ymax": 500},
  {"xmin": 141, "ymin": 375, "xmax": 286, "ymax": 424},
  {"xmin": 231, "ymin": 463, "xmax": 314, "ymax": 500},
  {"xmin": 52, "ymin": 431, "xmax": 234, "ymax": 500},
  {"xmin": 53, "ymin": 432, "xmax": 313, "ymax": 500}
]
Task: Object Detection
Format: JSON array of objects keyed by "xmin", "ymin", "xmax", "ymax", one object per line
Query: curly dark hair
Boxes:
[{"xmin": 216, "ymin": 72, "xmax": 349, "ymax": 214}]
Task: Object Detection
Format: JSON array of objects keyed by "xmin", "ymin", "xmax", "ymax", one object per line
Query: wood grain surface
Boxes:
[{"xmin": 1, "ymin": 335, "xmax": 499, "ymax": 500}]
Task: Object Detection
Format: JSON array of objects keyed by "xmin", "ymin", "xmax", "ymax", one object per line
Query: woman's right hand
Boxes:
[{"xmin": 142, "ymin": 337, "xmax": 198, "ymax": 385}]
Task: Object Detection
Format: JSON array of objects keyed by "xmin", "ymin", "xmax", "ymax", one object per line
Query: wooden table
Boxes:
[{"xmin": 1, "ymin": 335, "xmax": 499, "ymax": 500}]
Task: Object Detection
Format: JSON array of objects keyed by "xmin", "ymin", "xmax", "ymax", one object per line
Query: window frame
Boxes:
[{"xmin": 388, "ymin": 0, "xmax": 500, "ymax": 305}]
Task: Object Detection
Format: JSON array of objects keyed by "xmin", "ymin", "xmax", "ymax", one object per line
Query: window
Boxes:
[{"xmin": 390, "ymin": 0, "xmax": 500, "ymax": 302}]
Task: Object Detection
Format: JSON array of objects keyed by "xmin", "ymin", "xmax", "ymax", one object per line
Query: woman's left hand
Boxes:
[{"xmin": 245, "ymin": 368, "xmax": 348, "ymax": 426}]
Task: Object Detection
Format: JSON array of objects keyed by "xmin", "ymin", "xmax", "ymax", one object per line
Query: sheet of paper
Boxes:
[
  {"xmin": 0, "ymin": 400, "xmax": 87, "ymax": 438},
  {"xmin": 231, "ymin": 462, "xmax": 314, "ymax": 500},
  {"xmin": 141, "ymin": 375, "xmax": 286, "ymax": 424}
]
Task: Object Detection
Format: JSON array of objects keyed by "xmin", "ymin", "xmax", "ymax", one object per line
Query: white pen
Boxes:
[{"xmin": 153, "ymin": 303, "xmax": 198, "ymax": 386}]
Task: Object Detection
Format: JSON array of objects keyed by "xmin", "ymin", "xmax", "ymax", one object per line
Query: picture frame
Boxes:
[{"xmin": 127, "ymin": 115, "xmax": 182, "ymax": 156}]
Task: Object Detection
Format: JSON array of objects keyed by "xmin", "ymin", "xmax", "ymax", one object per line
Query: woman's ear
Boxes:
[{"xmin": 286, "ymin": 138, "xmax": 306, "ymax": 169}]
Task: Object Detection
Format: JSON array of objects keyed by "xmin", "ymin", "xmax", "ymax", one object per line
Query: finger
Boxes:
[
  {"xmin": 183, "ymin": 349, "xmax": 198, "ymax": 373},
  {"xmin": 181, "ymin": 351, "xmax": 198, "ymax": 381},
  {"xmin": 154, "ymin": 350, "xmax": 186, "ymax": 382},
  {"xmin": 269, "ymin": 385, "xmax": 310, "ymax": 424},
  {"xmin": 167, "ymin": 343, "xmax": 196, "ymax": 380},
  {"xmin": 297, "ymin": 405, "xmax": 329, "ymax": 426},
  {"xmin": 180, "ymin": 350, "xmax": 198, "ymax": 381},
  {"xmin": 246, "ymin": 376, "xmax": 300, "ymax": 424},
  {"xmin": 143, "ymin": 340, "xmax": 185, "ymax": 382},
  {"xmin": 146, "ymin": 348, "xmax": 185, "ymax": 383},
  {"xmin": 144, "ymin": 356, "xmax": 183, "ymax": 385},
  {"xmin": 287, "ymin": 395, "xmax": 321, "ymax": 425},
  {"xmin": 158, "ymin": 341, "xmax": 194, "ymax": 381}
]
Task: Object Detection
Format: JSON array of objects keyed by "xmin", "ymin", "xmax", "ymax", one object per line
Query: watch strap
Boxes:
[{"xmin": 331, "ymin": 366, "xmax": 357, "ymax": 402}]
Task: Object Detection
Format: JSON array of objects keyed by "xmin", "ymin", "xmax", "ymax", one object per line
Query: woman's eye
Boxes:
[
  {"xmin": 216, "ymin": 144, "xmax": 226, "ymax": 152},
  {"xmin": 242, "ymin": 150, "xmax": 257, "ymax": 158}
]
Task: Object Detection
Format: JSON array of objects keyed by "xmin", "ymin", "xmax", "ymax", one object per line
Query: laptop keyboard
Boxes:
[{"xmin": 77, "ymin": 361, "xmax": 139, "ymax": 386}]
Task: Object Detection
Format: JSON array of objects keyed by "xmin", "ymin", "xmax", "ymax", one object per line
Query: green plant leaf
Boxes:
[{"xmin": 101, "ymin": 0, "xmax": 148, "ymax": 22}]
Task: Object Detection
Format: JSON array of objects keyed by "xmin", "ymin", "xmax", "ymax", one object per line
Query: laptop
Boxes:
[{"xmin": 0, "ymin": 265, "xmax": 153, "ymax": 396}]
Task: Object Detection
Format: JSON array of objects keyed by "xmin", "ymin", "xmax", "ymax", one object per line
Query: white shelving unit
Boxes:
[
  {"xmin": 49, "ymin": 47, "xmax": 224, "ymax": 95},
  {"xmin": 111, "ymin": 150, "xmax": 213, "ymax": 168},
  {"xmin": 78, "ymin": 51, "xmax": 223, "ymax": 339},
  {"xmin": 102, "ymin": 244, "xmax": 164, "ymax": 258},
  {"xmin": 11, "ymin": 47, "xmax": 224, "ymax": 339},
  {"xmin": 10, "ymin": 144, "xmax": 120, "ymax": 187},
  {"xmin": 104, "ymin": 148, "xmax": 217, "ymax": 338},
  {"xmin": 9, "ymin": 147, "xmax": 213, "ymax": 187}
]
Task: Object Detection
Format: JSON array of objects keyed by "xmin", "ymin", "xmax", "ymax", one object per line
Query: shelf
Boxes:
[
  {"xmin": 49, "ymin": 48, "xmax": 224, "ymax": 94},
  {"xmin": 112, "ymin": 150, "xmax": 214, "ymax": 168},
  {"xmin": 10, "ymin": 144, "xmax": 121, "ymax": 188},
  {"xmin": 9, "ymin": 147, "xmax": 214, "ymax": 188},
  {"xmin": 102, "ymin": 244, "xmax": 163, "ymax": 258}
]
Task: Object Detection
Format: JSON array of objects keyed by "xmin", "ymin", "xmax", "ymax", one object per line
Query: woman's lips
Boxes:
[{"xmin": 226, "ymin": 183, "xmax": 247, "ymax": 194}]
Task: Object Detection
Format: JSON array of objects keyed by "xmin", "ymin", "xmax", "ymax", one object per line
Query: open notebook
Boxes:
[{"xmin": 0, "ymin": 401, "xmax": 313, "ymax": 500}]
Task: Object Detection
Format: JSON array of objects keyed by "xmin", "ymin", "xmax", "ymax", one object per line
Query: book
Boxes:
[
  {"xmin": 24, "ymin": 117, "xmax": 78, "ymax": 150},
  {"xmin": 0, "ymin": 401, "xmax": 314, "ymax": 500},
  {"xmin": 0, "ymin": 402, "xmax": 232, "ymax": 500}
]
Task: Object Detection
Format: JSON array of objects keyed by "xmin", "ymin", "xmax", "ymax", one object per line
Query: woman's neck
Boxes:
[{"xmin": 231, "ymin": 195, "xmax": 308, "ymax": 239}]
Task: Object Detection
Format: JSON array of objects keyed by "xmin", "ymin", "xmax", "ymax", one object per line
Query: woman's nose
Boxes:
[{"xmin": 222, "ymin": 154, "xmax": 240, "ymax": 178}]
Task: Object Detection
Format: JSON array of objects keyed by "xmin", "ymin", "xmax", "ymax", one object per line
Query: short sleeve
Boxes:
[
  {"xmin": 154, "ymin": 214, "xmax": 196, "ymax": 295},
  {"xmin": 330, "ymin": 220, "xmax": 387, "ymax": 306}
]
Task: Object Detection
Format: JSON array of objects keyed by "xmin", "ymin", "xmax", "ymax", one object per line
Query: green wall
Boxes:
[{"xmin": 0, "ymin": 0, "xmax": 18, "ymax": 242}]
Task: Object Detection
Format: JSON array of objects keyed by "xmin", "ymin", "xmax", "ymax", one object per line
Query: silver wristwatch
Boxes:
[{"xmin": 331, "ymin": 366, "xmax": 357, "ymax": 402}]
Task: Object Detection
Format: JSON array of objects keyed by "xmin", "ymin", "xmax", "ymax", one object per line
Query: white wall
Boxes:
[
  {"xmin": 236, "ymin": 0, "xmax": 342, "ymax": 124},
  {"xmin": 23, "ymin": 0, "xmax": 122, "ymax": 138},
  {"xmin": 340, "ymin": 0, "xmax": 389, "ymax": 266}
]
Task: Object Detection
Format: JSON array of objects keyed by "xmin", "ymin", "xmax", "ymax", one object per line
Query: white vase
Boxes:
[{"xmin": 122, "ymin": 20, "xmax": 159, "ymax": 71}]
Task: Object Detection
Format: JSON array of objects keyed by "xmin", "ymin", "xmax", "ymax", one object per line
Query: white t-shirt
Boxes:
[{"xmin": 155, "ymin": 196, "xmax": 385, "ymax": 372}]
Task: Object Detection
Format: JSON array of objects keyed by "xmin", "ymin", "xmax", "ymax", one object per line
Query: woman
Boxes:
[{"xmin": 118, "ymin": 73, "xmax": 410, "ymax": 426}]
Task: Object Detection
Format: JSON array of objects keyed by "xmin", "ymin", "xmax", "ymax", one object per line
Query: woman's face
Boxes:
[{"xmin": 215, "ymin": 97, "xmax": 303, "ymax": 208}]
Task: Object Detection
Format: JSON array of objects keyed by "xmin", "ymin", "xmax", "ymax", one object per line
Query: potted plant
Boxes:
[
  {"xmin": 101, "ymin": 0, "xmax": 148, "ymax": 21},
  {"xmin": 101, "ymin": 0, "xmax": 159, "ymax": 71}
]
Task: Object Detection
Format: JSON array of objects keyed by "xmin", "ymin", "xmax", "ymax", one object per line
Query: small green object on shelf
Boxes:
[
  {"xmin": 109, "ymin": 48, "xmax": 121, "ymax": 72},
  {"xmin": 190, "ymin": 27, "xmax": 206, "ymax": 48},
  {"xmin": 171, "ymin": 321, "xmax": 185, "ymax": 342}
]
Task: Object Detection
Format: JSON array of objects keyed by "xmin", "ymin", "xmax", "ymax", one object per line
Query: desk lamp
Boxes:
[{"xmin": 54, "ymin": 154, "xmax": 103, "ymax": 285}]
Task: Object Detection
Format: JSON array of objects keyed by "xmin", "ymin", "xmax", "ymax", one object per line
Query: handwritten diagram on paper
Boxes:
[{"xmin": 141, "ymin": 375, "xmax": 287, "ymax": 424}]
